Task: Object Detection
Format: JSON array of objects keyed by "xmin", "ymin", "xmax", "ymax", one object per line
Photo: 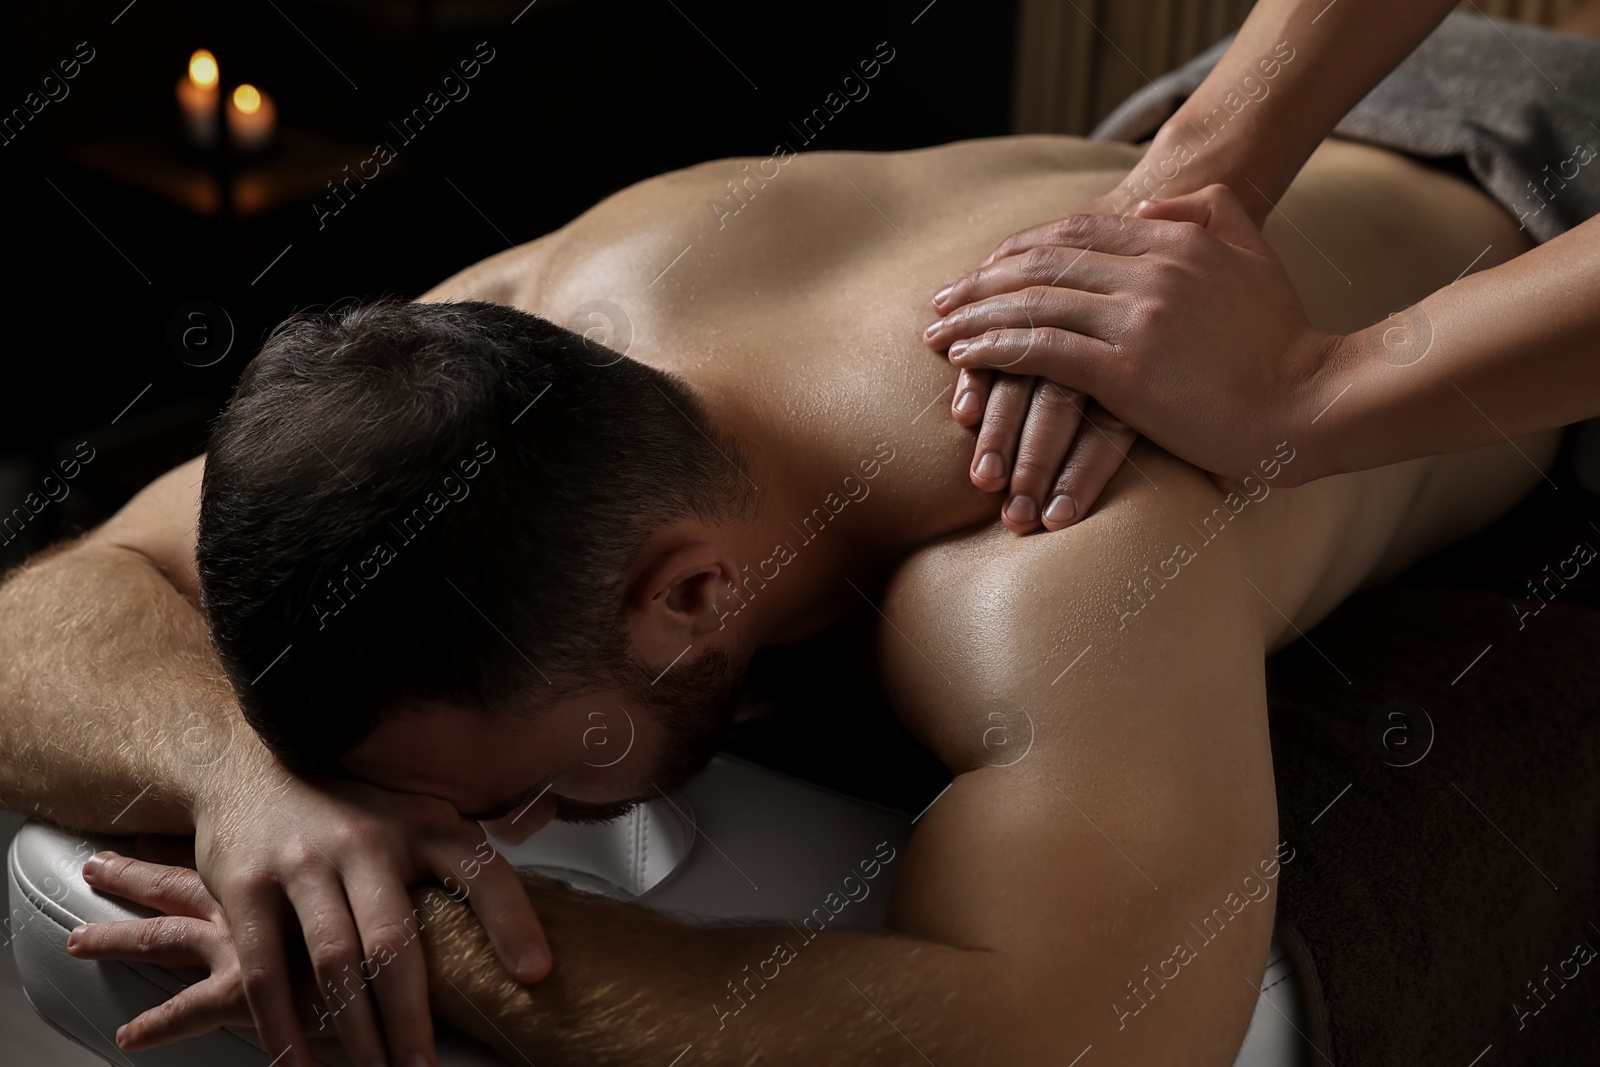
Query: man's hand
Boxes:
[
  {"xmin": 68, "ymin": 850, "xmax": 280, "ymax": 1049},
  {"xmin": 925, "ymin": 184, "xmax": 1341, "ymax": 488},
  {"xmin": 190, "ymin": 748, "xmax": 552, "ymax": 1067}
]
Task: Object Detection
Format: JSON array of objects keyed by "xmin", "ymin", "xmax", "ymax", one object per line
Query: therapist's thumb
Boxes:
[{"xmin": 1134, "ymin": 184, "xmax": 1266, "ymax": 253}]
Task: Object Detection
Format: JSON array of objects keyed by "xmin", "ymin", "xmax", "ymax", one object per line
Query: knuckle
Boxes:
[
  {"xmin": 1016, "ymin": 286, "xmax": 1051, "ymax": 320},
  {"xmin": 1031, "ymin": 380, "xmax": 1080, "ymax": 416},
  {"xmin": 134, "ymin": 919, "xmax": 171, "ymax": 954},
  {"xmin": 309, "ymin": 937, "xmax": 361, "ymax": 974},
  {"xmin": 239, "ymin": 963, "xmax": 278, "ymax": 997},
  {"xmin": 1017, "ymin": 246, "xmax": 1057, "ymax": 282}
]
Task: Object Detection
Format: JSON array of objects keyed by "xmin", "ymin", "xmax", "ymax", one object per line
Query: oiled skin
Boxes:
[{"xmin": 409, "ymin": 135, "xmax": 1555, "ymax": 1062}]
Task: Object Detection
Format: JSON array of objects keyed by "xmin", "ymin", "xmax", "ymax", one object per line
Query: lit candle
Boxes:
[
  {"xmin": 227, "ymin": 83, "xmax": 276, "ymax": 152},
  {"xmin": 176, "ymin": 48, "xmax": 219, "ymax": 148}
]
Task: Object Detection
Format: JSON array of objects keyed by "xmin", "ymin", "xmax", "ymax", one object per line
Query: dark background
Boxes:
[{"xmin": 0, "ymin": 0, "xmax": 1017, "ymax": 572}]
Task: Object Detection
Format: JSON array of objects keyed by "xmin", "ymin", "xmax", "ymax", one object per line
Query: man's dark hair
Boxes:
[{"xmin": 197, "ymin": 299, "xmax": 753, "ymax": 768}]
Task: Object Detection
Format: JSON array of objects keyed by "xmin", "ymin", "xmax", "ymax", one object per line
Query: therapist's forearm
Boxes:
[
  {"xmin": 1318, "ymin": 214, "xmax": 1600, "ymax": 474},
  {"xmin": 1122, "ymin": 0, "xmax": 1461, "ymax": 224}
]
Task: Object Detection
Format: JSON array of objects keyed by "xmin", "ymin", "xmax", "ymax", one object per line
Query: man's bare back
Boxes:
[
  {"xmin": 394, "ymin": 136, "xmax": 1558, "ymax": 1062},
  {"xmin": 0, "ymin": 132, "xmax": 1558, "ymax": 1066}
]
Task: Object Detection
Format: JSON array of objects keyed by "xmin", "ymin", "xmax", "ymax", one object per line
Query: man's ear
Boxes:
[{"xmin": 627, "ymin": 542, "xmax": 738, "ymax": 656}]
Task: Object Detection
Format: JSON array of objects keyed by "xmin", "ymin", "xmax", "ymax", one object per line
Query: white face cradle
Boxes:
[{"xmin": 7, "ymin": 753, "xmax": 1310, "ymax": 1066}]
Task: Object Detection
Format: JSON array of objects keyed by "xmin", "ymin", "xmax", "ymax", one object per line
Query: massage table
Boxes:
[{"xmin": 7, "ymin": 752, "xmax": 1311, "ymax": 1065}]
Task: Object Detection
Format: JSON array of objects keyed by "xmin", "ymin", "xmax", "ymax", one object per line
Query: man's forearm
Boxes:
[
  {"xmin": 1121, "ymin": 0, "xmax": 1460, "ymax": 224},
  {"xmin": 416, "ymin": 874, "xmax": 1012, "ymax": 1066},
  {"xmin": 0, "ymin": 539, "xmax": 252, "ymax": 832}
]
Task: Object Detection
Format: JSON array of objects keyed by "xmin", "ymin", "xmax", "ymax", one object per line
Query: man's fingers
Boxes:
[
  {"xmin": 1003, "ymin": 381, "xmax": 1086, "ymax": 534},
  {"xmin": 949, "ymin": 328, "xmax": 1121, "ymax": 398},
  {"xmin": 227, "ymin": 876, "xmax": 312, "ymax": 1067},
  {"xmin": 925, "ymin": 287, "xmax": 1114, "ymax": 352},
  {"xmin": 82, "ymin": 852, "xmax": 219, "ymax": 921},
  {"xmin": 950, "ymin": 368, "xmax": 992, "ymax": 427},
  {"xmin": 284, "ymin": 874, "xmax": 390, "ymax": 1067},
  {"xmin": 931, "ymin": 245, "xmax": 1124, "ymax": 316},
  {"xmin": 345, "ymin": 861, "xmax": 442, "ymax": 1067},
  {"xmin": 434, "ymin": 840, "xmax": 551, "ymax": 983},
  {"xmin": 68, "ymin": 915, "xmax": 216, "ymax": 969},
  {"xmin": 115, "ymin": 976, "xmax": 253, "ymax": 1052},
  {"xmin": 132, "ymin": 834, "xmax": 199, "ymax": 869},
  {"xmin": 970, "ymin": 374, "xmax": 1033, "ymax": 494},
  {"xmin": 1042, "ymin": 405, "xmax": 1141, "ymax": 531}
]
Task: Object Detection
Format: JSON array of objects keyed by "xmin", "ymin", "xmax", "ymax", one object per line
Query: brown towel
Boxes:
[{"xmin": 1269, "ymin": 430, "xmax": 1600, "ymax": 1063}]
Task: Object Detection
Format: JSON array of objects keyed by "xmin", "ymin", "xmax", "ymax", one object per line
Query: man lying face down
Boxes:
[
  {"xmin": 18, "ymin": 132, "xmax": 1559, "ymax": 1067},
  {"xmin": 199, "ymin": 301, "xmax": 763, "ymax": 837}
]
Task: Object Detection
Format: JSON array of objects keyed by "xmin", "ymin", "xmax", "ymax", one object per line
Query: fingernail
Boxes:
[
  {"xmin": 82, "ymin": 853, "xmax": 106, "ymax": 879},
  {"xmin": 923, "ymin": 319, "xmax": 944, "ymax": 340},
  {"xmin": 974, "ymin": 452, "xmax": 1005, "ymax": 481},
  {"xmin": 517, "ymin": 945, "xmax": 548, "ymax": 978},
  {"xmin": 1044, "ymin": 494, "xmax": 1076, "ymax": 525},
  {"xmin": 68, "ymin": 924, "xmax": 87, "ymax": 949},
  {"xmin": 948, "ymin": 340, "xmax": 970, "ymax": 360},
  {"xmin": 955, "ymin": 391, "xmax": 982, "ymax": 416},
  {"xmin": 932, "ymin": 285, "xmax": 953, "ymax": 308},
  {"xmin": 1006, "ymin": 495, "xmax": 1038, "ymax": 524},
  {"xmin": 114, "ymin": 1024, "xmax": 126, "ymax": 1048}
]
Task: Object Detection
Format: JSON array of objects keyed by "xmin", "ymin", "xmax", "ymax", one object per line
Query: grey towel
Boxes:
[{"xmin": 1092, "ymin": 13, "xmax": 1600, "ymax": 242}]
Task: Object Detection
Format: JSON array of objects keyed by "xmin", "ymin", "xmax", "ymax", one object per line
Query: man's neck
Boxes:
[{"xmin": 699, "ymin": 385, "xmax": 914, "ymax": 649}]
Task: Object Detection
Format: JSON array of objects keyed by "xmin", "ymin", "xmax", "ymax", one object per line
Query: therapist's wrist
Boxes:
[
  {"xmin": 1128, "ymin": 115, "xmax": 1283, "ymax": 227},
  {"xmin": 1297, "ymin": 325, "xmax": 1403, "ymax": 481}
]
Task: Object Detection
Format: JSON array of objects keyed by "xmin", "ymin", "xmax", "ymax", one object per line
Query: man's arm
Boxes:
[
  {"xmin": 0, "ymin": 455, "xmax": 238, "ymax": 831},
  {"xmin": 411, "ymin": 453, "xmax": 1305, "ymax": 1066},
  {"xmin": 416, "ymin": 873, "xmax": 1007, "ymax": 1065},
  {"xmin": 0, "ymin": 455, "xmax": 550, "ymax": 1067}
]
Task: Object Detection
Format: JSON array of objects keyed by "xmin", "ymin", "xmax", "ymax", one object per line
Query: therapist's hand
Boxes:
[
  {"xmin": 928, "ymin": 189, "xmax": 1141, "ymax": 533},
  {"xmin": 927, "ymin": 184, "xmax": 1343, "ymax": 488},
  {"xmin": 189, "ymin": 748, "xmax": 551, "ymax": 1067}
]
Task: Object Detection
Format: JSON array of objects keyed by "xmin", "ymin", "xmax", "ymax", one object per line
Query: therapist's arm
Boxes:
[
  {"xmin": 937, "ymin": 0, "xmax": 1467, "ymax": 526},
  {"xmin": 1106, "ymin": 0, "xmax": 1463, "ymax": 226},
  {"xmin": 934, "ymin": 185, "xmax": 1600, "ymax": 484},
  {"xmin": 1317, "ymin": 210, "xmax": 1600, "ymax": 476}
]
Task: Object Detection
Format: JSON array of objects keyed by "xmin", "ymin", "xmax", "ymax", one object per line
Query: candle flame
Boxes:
[
  {"xmin": 188, "ymin": 49, "xmax": 218, "ymax": 89},
  {"xmin": 233, "ymin": 84, "xmax": 262, "ymax": 115}
]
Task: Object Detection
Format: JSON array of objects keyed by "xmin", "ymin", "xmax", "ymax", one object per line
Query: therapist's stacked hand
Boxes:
[{"xmin": 925, "ymin": 183, "xmax": 1344, "ymax": 529}]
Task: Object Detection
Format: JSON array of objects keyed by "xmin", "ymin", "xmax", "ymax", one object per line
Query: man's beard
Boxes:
[{"xmin": 551, "ymin": 646, "xmax": 746, "ymax": 825}]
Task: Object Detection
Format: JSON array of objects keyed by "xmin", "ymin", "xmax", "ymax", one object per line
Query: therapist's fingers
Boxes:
[
  {"xmin": 970, "ymin": 374, "xmax": 1033, "ymax": 493},
  {"xmin": 284, "ymin": 873, "xmax": 389, "ymax": 1067},
  {"xmin": 1041, "ymin": 404, "xmax": 1140, "ymax": 531},
  {"xmin": 1133, "ymin": 183, "xmax": 1269, "ymax": 253},
  {"xmin": 949, "ymin": 328, "xmax": 1122, "ymax": 400},
  {"xmin": 1002, "ymin": 380, "xmax": 1087, "ymax": 535},
  {"xmin": 977, "ymin": 212, "xmax": 1188, "ymax": 269},
  {"xmin": 925, "ymin": 286, "xmax": 1116, "ymax": 352},
  {"xmin": 950, "ymin": 368, "xmax": 992, "ymax": 427},
  {"xmin": 931, "ymin": 245, "xmax": 1126, "ymax": 315}
]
